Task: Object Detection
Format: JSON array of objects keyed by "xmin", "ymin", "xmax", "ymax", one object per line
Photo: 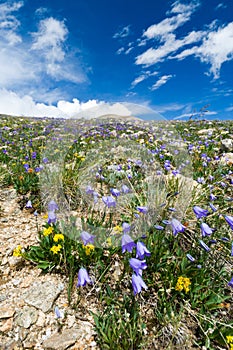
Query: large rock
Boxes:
[
  {"xmin": 15, "ymin": 306, "xmax": 38, "ymax": 328},
  {"xmin": 43, "ymin": 328, "xmax": 81, "ymax": 350},
  {"xmin": 23, "ymin": 281, "xmax": 64, "ymax": 313},
  {"xmin": 220, "ymin": 138, "xmax": 233, "ymax": 152}
]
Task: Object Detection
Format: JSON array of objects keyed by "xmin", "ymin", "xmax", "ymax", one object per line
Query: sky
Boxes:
[{"xmin": 0, "ymin": 0, "xmax": 233, "ymax": 120}]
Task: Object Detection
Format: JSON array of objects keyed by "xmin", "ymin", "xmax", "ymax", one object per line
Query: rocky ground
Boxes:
[{"xmin": 0, "ymin": 188, "xmax": 99, "ymax": 350}]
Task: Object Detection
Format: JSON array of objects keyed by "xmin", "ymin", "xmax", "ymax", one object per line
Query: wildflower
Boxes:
[
  {"xmin": 25, "ymin": 200, "xmax": 32, "ymax": 208},
  {"xmin": 175, "ymin": 276, "xmax": 191, "ymax": 293},
  {"xmin": 186, "ymin": 253, "xmax": 195, "ymax": 262},
  {"xmin": 85, "ymin": 185, "xmax": 94, "ymax": 195},
  {"xmin": 154, "ymin": 225, "xmax": 164, "ymax": 230},
  {"xmin": 106, "ymin": 237, "xmax": 112, "ymax": 247},
  {"xmin": 193, "ymin": 206, "xmax": 209, "ymax": 219},
  {"xmin": 121, "ymin": 185, "xmax": 130, "ymax": 193},
  {"xmin": 132, "ymin": 274, "xmax": 148, "ymax": 295},
  {"xmin": 77, "ymin": 268, "xmax": 92, "ymax": 287},
  {"xmin": 50, "ymin": 244, "xmax": 62, "ymax": 254},
  {"xmin": 129, "ymin": 258, "xmax": 147, "ymax": 275},
  {"xmin": 228, "ymin": 277, "xmax": 233, "ymax": 288},
  {"xmin": 199, "ymin": 240, "xmax": 211, "ymax": 252},
  {"xmin": 82, "ymin": 243, "xmax": 95, "ymax": 255},
  {"xmin": 110, "ymin": 188, "xmax": 120, "ymax": 197},
  {"xmin": 54, "ymin": 306, "xmax": 64, "ymax": 319},
  {"xmin": 209, "ymin": 193, "xmax": 217, "ymax": 201},
  {"xmin": 226, "ymin": 335, "xmax": 233, "ymax": 345},
  {"xmin": 170, "ymin": 218, "xmax": 186, "ymax": 236},
  {"xmin": 43, "ymin": 226, "xmax": 53, "ymax": 236},
  {"xmin": 13, "ymin": 245, "xmax": 22, "ymax": 257},
  {"xmin": 53, "ymin": 234, "xmax": 64, "ymax": 242},
  {"xmin": 122, "ymin": 222, "xmax": 131, "ymax": 233},
  {"xmin": 102, "ymin": 196, "xmax": 116, "ymax": 208},
  {"xmin": 80, "ymin": 231, "xmax": 95, "ymax": 245},
  {"xmin": 209, "ymin": 203, "xmax": 217, "ymax": 212},
  {"xmin": 200, "ymin": 223, "xmax": 213, "ymax": 237},
  {"xmin": 225, "ymin": 215, "xmax": 233, "ymax": 230},
  {"xmin": 48, "ymin": 211, "xmax": 57, "ymax": 224},
  {"xmin": 121, "ymin": 233, "xmax": 136, "ymax": 253},
  {"xmin": 136, "ymin": 241, "xmax": 151, "ymax": 259},
  {"xmin": 136, "ymin": 206, "xmax": 148, "ymax": 214},
  {"xmin": 48, "ymin": 200, "xmax": 59, "ymax": 211},
  {"xmin": 113, "ymin": 225, "xmax": 123, "ymax": 234}
]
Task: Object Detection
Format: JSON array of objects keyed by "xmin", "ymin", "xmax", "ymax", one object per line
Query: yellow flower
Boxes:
[
  {"xmin": 43, "ymin": 213, "xmax": 48, "ymax": 219},
  {"xmin": 82, "ymin": 243, "xmax": 95, "ymax": 255},
  {"xmin": 106, "ymin": 237, "xmax": 112, "ymax": 247},
  {"xmin": 53, "ymin": 234, "xmax": 64, "ymax": 242},
  {"xmin": 50, "ymin": 244, "xmax": 62, "ymax": 254},
  {"xmin": 43, "ymin": 226, "xmax": 53, "ymax": 236},
  {"xmin": 175, "ymin": 276, "xmax": 191, "ymax": 293},
  {"xmin": 113, "ymin": 225, "xmax": 123, "ymax": 234},
  {"xmin": 13, "ymin": 245, "xmax": 22, "ymax": 257},
  {"xmin": 226, "ymin": 336, "xmax": 233, "ymax": 344}
]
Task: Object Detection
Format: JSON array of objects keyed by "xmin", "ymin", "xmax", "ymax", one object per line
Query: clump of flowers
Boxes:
[
  {"xmin": 13, "ymin": 245, "xmax": 23, "ymax": 257},
  {"xmin": 175, "ymin": 276, "xmax": 191, "ymax": 293},
  {"xmin": 226, "ymin": 336, "xmax": 233, "ymax": 350}
]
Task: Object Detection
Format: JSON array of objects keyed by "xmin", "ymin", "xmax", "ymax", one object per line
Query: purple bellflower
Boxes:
[
  {"xmin": 102, "ymin": 196, "xmax": 116, "ymax": 208},
  {"xmin": 136, "ymin": 206, "xmax": 148, "ymax": 214},
  {"xmin": 48, "ymin": 211, "xmax": 57, "ymax": 224},
  {"xmin": 48, "ymin": 200, "xmax": 59, "ymax": 212},
  {"xmin": 199, "ymin": 240, "xmax": 211, "ymax": 252},
  {"xmin": 122, "ymin": 222, "xmax": 131, "ymax": 233},
  {"xmin": 193, "ymin": 206, "xmax": 209, "ymax": 219},
  {"xmin": 136, "ymin": 241, "xmax": 151, "ymax": 259},
  {"xmin": 121, "ymin": 233, "xmax": 136, "ymax": 253},
  {"xmin": 132, "ymin": 274, "xmax": 148, "ymax": 295},
  {"xmin": 170, "ymin": 218, "xmax": 186, "ymax": 236},
  {"xmin": 80, "ymin": 231, "xmax": 95, "ymax": 245},
  {"xmin": 200, "ymin": 223, "xmax": 213, "ymax": 237},
  {"xmin": 129, "ymin": 258, "xmax": 147, "ymax": 275},
  {"xmin": 228, "ymin": 277, "xmax": 233, "ymax": 288},
  {"xmin": 77, "ymin": 268, "xmax": 92, "ymax": 287},
  {"xmin": 225, "ymin": 215, "xmax": 233, "ymax": 230}
]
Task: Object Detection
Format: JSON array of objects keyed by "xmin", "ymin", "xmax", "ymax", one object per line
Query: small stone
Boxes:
[
  {"xmin": 23, "ymin": 281, "xmax": 64, "ymax": 313},
  {"xmin": 36, "ymin": 310, "xmax": 46, "ymax": 327},
  {"xmin": 43, "ymin": 328, "xmax": 82, "ymax": 350},
  {"xmin": 67, "ymin": 315, "xmax": 76, "ymax": 328},
  {"xmin": 0, "ymin": 317, "xmax": 13, "ymax": 332},
  {"xmin": 16, "ymin": 306, "xmax": 38, "ymax": 329},
  {"xmin": 0, "ymin": 306, "xmax": 15, "ymax": 319}
]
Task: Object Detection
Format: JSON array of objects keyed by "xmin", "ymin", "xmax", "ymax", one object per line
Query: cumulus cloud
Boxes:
[
  {"xmin": 173, "ymin": 22, "xmax": 233, "ymax": 78},
  {"xmin": 0, "ymin": 1, "xmax": 88, "ymax": 97},
  {"xmin": 0, "ymin": 1, "xmax": 23, "ymax": 45},
  {"xmin": 151, "ymin": 75, "xmax": 173, "ymax": 90},
  {"xmin": 134, "ymin": 0, "xmax": 233, "ymax": 79},
  {"xmin": 136, "ymin": 31, "xmax": 204, "ymax": 66}
]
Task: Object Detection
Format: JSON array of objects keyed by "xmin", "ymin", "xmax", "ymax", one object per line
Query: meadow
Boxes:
[{"xmin": 0, "ymin": 114, "xmax": 233, "ymax": 349}]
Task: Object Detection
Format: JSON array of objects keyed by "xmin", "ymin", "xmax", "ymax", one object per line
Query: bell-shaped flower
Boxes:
[{"xmin": 132, "ymin": 274, "xmax": 148, "ymax": 295}]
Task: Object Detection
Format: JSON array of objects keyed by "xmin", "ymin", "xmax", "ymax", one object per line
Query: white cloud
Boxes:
[
  {"xmin": 174, "ymin": 22, "xmax": 233, "ymax": 78},
  {"xmin": 31, "ymin": 17, "xmax": 69, "ymax": 77},
  {"xmin": 113, "ymin": 25, "xmax": 131, "ymax": 39},
  {"xmin": 225, "ymin": 106, "xmax": 233, "ymax": 112},
  {"xmin": 0, "ymin": 1, "xmax": 23, "ymax": 45},
  {"xmin": 143, "ymin": 14, "xmax": 190, "ymax": 40},
  {"xmin": 143, "ymin": 1, "xmax": 199, "ymax": 40},
  {"xmin": 136, "ymin": 31, "xmax": 204, "ymax": 66},
  {"xmin": 151, "ymin": 75, "xmax": 173, "ymax": 90},
  {"xmin": 131, "ymin": 70, "xmax": 158, "ymax": 88},
  {"xmin": 170, "ymin": 1, "xmax": 200, "ymax": 14}
]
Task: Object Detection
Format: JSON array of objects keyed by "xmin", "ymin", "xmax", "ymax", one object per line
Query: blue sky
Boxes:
[{"xmin": 0, "ymin": 0, "xmax": 233, "ymax": 120}]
